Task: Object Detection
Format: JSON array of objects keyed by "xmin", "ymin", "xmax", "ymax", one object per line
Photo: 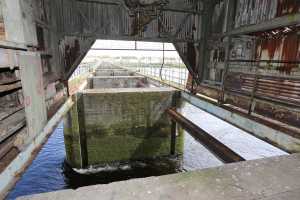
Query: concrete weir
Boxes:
[
  {"xmin": 64, "ymin": 68, "xmax": 183, "ymax": 169},
  {"xmin": 88, "ymin": 76, "xmax": 149, "ymax": 88},
  {"xmin": 94, "ymin": 69, "xmax": 136, "ymax": 76}
]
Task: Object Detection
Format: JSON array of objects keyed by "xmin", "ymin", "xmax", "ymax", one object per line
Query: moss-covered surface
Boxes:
[
  {"xmin": 64, "ymin": 89, "xmax": 184, "ymax": 168},
  {"xmin": 85, "ymin": 124, "xmax": 184, "ymax": 166},
  {"xmin": 63, "ymin": 97, "xmax": 82, "ymax": 168}
]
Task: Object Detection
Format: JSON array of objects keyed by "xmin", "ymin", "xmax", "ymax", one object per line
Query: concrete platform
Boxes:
[
  {"xmin": 89, "ymin": 76, "xmax": 149, "ymax": 88},
  {"xmin": 18, "ymin": 153, "xmax": 300, "ymax": 200}
]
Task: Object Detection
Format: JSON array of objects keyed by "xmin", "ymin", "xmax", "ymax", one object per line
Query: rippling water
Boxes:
[{"xmin": 6, "ymin": 123, "xmax": 214, "ymax": 199}]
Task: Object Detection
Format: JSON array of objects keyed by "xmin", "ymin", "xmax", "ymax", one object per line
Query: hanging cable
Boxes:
[{"xmin": 159, "ymin": 43, "xmax": 165, "ymax": 80}]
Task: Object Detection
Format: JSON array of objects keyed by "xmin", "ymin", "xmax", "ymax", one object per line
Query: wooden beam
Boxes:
[
  {"xmin": 0, "ymin": 109, "xmax": 26, "ymax": 144},
  {"xmin": 0, "ymin": 82, "xmax": 22, "ymax": 93}
]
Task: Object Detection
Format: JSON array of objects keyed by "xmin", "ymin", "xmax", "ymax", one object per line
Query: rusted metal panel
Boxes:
[
  {"xmin": 192, "ymin": 81, "xmax": 300, "ymax": 129},
  {"xmin": 276, "ymin": 0, "xmax": 300, "ymax": 17},
  {"xmin": 256, "ymin": 29, "xmax": 300, "ymax": 75},
  {"xmin": 234, "ymin": 0, "xmax": 300, "ymax": 29}
]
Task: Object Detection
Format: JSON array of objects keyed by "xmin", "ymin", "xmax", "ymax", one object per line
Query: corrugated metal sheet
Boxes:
[
  {"xmin": 234, "ymin": 0, "xmax": 300, "ymax": 28},
  {"xmin": 53, "ymin": 0, "xmax": 201, "ymax": 41}
]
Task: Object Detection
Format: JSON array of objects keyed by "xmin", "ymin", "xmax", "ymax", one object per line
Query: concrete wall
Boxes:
[
  {"xmin": 19, "ymin": 52, "xmax": 47, "ymax": 146},
  {"xmin": 89, "ymin": 76, "xmax": 149, "ymax": 89},
  {"xmin": 64, "ymin": 88, "xmax": 183, "ymax": 169}
]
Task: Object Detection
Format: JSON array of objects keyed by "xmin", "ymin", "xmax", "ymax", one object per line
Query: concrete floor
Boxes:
[{"xmin": 18, "ymin": 153, "xmax": 300, "ymax": 200}]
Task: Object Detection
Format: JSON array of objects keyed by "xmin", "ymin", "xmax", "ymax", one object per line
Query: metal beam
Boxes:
[
  {"xmin": 91, "ymin": 48, "xmax": 176, "ymax": 51},
  {"xmin": 167, "ymin": 109, "xmax": 245, "ymax": 163},
  {"xmin": 76, "ymin": 0, "xmax": 120, "ymax": 5},
  {"xmin": 227, "ymin": 13, "xmax": 300, "ymax": 36}
]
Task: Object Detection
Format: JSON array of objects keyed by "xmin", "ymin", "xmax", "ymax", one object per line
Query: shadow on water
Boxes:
[
  {"xmin": 63, "ymin": 155, "xmax": 182, "ymax": 189},
  {"xmin": 6, "ymin": 103, "xmax": 225, "ymax": 199},
  {"xmin": 6, "ymin": 122, "xmax": 184, "ymax": 199}
]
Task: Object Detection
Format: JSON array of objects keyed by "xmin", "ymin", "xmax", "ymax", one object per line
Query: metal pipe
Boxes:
[
  {"xmin": 159, "ymin": 43, "xmax": 165, "ymax": 80},
  {"xmin": 90, "ymin": 48, "xmax": 176, "ymax": 51},
  {"xmin": 166, "ymin": 109, "xmax": 245, "ymax": 163}
]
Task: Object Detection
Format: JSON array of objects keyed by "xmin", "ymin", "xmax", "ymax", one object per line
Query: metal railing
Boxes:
[
  {"xmin": 69, "ymin": 61, "xmax": 99, "ymax": 80},
  {"xmin": 118, "ymin": 57, "xmax": 189, "ymax": 89}
]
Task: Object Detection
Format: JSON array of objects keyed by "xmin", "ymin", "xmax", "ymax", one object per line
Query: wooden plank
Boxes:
[
  {"xmin": 0, "ymin": 77, "xmax": 20, "ymax": 85},
  {"xmin": 0, "ymin": 135, "xmax": 16, "ymax": 159},
  {"xmin": 0, "ymin": 106, "xmax": 24, "ymax": 121},
  {"xmin": 0, "ymin": 110, "xmax": 26, "ymax": 143},
  {"xmin": 0, "ymin": 82, "xmax": 22, "ymax": 93}
]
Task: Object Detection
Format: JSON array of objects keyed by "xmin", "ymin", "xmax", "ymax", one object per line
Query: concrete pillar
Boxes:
[{"xmin": 64, "ymin": 88, "xmax": 183, "ymax": 169}]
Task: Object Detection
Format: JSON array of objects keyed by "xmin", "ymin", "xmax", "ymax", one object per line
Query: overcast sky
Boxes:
[{"xmin": 85, "ymin": 39, "xmax": 180, "ymax": 59}]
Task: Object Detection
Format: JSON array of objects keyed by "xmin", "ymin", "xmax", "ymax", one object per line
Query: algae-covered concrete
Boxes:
[
  {"xmin": 64, "ymin": 88, "xmax": 183, "ymax": 169},
  {"xmin": 89, "ymin": 76, "xmax": 149, "ymax": 89},
  {"xmin": 94, "ymin": 69, "xmax": 136, "ymax": 76}
]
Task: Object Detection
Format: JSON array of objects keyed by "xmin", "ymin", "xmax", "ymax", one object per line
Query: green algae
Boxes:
[{"xmin": 63, "ymin": 89, "xmax": 184, "ymax": 168}]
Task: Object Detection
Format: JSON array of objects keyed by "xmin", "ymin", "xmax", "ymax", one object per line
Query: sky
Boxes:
[{"xmin": 84, "ymin": 39, "xmax": 181, "ymax": 61}]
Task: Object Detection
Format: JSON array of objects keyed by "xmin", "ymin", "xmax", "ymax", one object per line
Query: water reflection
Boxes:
[{"xmin": 7, "ymin": 122, "xmax": 203, "ymax": 199}]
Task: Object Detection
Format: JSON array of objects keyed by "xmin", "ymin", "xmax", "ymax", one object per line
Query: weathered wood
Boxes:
[
  {"xmin": 0, "ymin": 135, "xmax": 16, "ymax": 159},
  {"xmin": 0, "ymin": 109, "xmax": 26, "ymax": 144},
  {"xmin": 0, "ymin": 82, "xmax": 22, "ymax": 93},
  {"xmin": 0, "ymin": 105, "xmax": 24, "ymax": 121},
  {"xmin": 0, "ymin": 77, "xmax": 20, "ymax": 85}
]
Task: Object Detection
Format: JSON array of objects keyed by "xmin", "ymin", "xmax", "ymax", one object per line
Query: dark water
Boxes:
[
  {"xmin": 6, "ymin": 121, "xmax": 218, "ymax": 200},
  {"xmin": 6, "ymin": 123, "xmax": 67, "ymax": 200}
]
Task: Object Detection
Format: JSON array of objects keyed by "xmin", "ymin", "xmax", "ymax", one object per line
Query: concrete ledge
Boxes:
[
  {"xmin": 18, "ymin": 153, "xmax": 300, "ymax": 200},
  {"xmin": 88, "ymin": 76, "xmax": 149, "ymax": 88},
  {"xmin": 94, "ymin": 69, "xmax": 136, "ymax": 76},
  {"xmin": 82, "ymin": 87, "xmax": 178, "ymax": 94}
]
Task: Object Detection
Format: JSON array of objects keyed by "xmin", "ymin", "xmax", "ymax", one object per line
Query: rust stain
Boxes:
[
  {"xmin": 280, "ymin": 32, "xmax": 299, "ymax": 74},
  {"xmin": 260, "ymin": 36, "xmax": 281, "ymax": 60},
  {"xmin": 256, "ymin": 28, "xmax": 299, "ymax": 74},
  {"xmin": 276, "ymin": 0, "xmax": 300, "ymax": 17},
  {"xmin": 64, "ymin": 39, "xmax": 80, "ymax": 69}
]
